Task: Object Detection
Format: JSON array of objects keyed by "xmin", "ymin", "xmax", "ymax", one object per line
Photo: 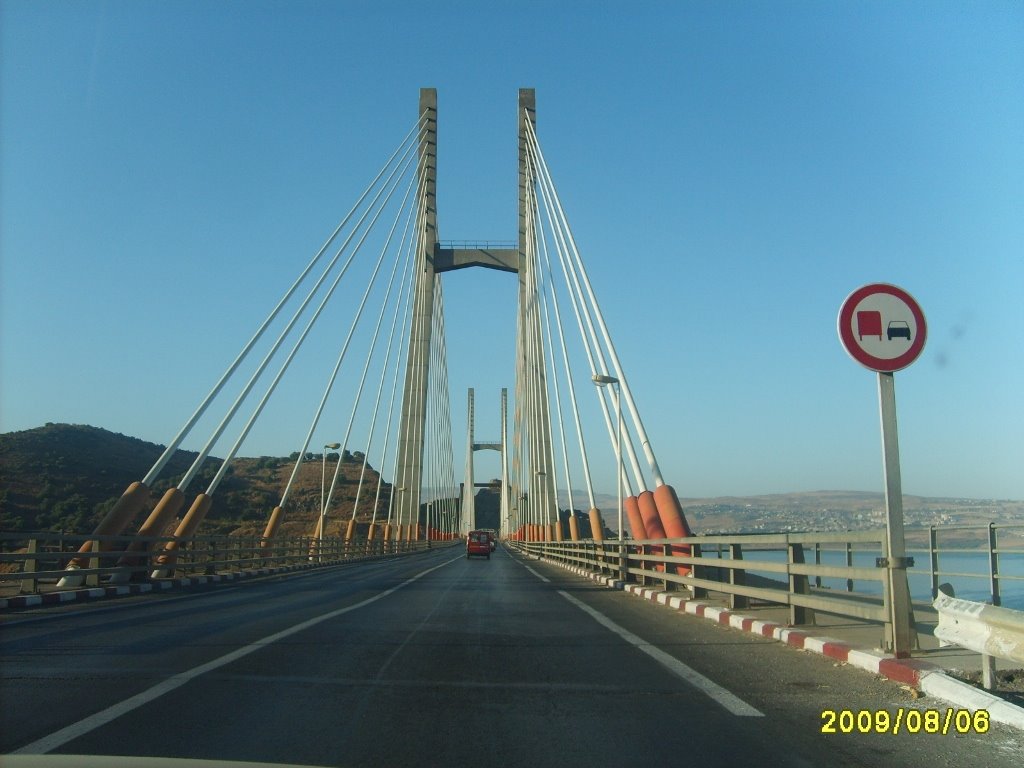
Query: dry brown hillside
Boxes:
[{"xmin": 0, "ymin": 424, "xmax": 394, "ymax": 538}]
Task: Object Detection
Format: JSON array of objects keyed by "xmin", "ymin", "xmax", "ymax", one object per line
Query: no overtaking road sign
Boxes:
[{"xmin": 837, "ymin": 283, "xmax": 927, "ymax": 372}]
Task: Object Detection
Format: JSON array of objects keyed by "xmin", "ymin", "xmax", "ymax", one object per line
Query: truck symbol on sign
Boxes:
[
  {"xmin": 856, "ymin": 311, "xmax": 882, "ymax": 341},
  {"xmin": 887, "ymin": 320, "xmax": 911, "ymax": 341}
]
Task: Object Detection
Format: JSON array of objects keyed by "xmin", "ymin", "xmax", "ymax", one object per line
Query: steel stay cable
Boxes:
[
  {"xmin": 525, "ymin": 127, "xmax": 614, "ymax": 393},
  {"xmin": 526, "ymin": 117, "xmax": 666, "ymax": 487},
  {"xmin": 402, "ymin": 270, "xmax": 431, "ymax": 531},
  {"xmin": 443, "ymin": 291, "xmax": 457, "ymax": 534},
  {"xmin": 527, "ymin": 140, "xmax": 616, "ymax": 504},
  {"xmin": 530, "ymin": 172, "xmax": 597, "ymax": 512},
  {"xmin": 429, "ymin": 282, "xmax": 454, "ymax": 535},
  {"xmin": 422, "ymin": 285, "xmax": 439, "ymax": 533},
  {"xmin": 374, "ymin": 194, "xmax": 424, "ymax": 528},
  {"xmin": 351, "ymin": 174, "xmax": 425, "ymax": 522},
  {"xmin": 378, "ymin": 218, "xmax": 422, "ymax": 529},
  {"xmin": 140, "ymin": 115, "xmax": 427, "ymax": 488},
  {"xmin": 207, "ymin": 154, "xmax": 419, "ymax": 499},
  {"xmin": 520, "ymin": 255, "xmax": 536, "ymax": 527},
  {"xmin": 431, "ymin": 279, "xmax": 450, "ymax": 533},
  {"xmin": 423, "ymin": 277, "xmax": 442, "ymax": 533},
  {"xmin": 396, "ymin": 237, "xmax": 429, "ymax": 528},
  {"xmin": 386, "ymin": 193, "xmax": 428, "ymax": 527},
  {"xmin": 436, "ymin": 303, "xmax": 457, "ymax": 535},
  {"xmin": 526, "ymin": 198, "xmax": 560, "ymax": 529},
  {"xmin": 536, "ymin": 212, "xmax": 578, "ymax": 522},
  {"xmin": 525, "ymin": 129, "xmax": 647, "ymax": 493},
  {"xmin": 398, "ymin": 197, "xmax": 436, "ymax": 530},
  {"xmin": 513, "ymin": 287, "xmax": 525, "ymax": 527},
  {"xmin": 280, "ymin": 162, "xmax": 425, "ymax": 510},
  {"xmin": 177, "ymin": 126, "xmax": 424, "ymax": 494},
  {"xmin": 525, "ymin": 245, "xmax": 547, "ymax": 529},
  {"xmin": 316, "ymin": 161, "xmax": 426, "ymax": 517},
  {"xmin": 432, "ymin": 284, "xmax": 447, "ymax": 534},
  {"xmin": 530, "ymin": 156, "xmax": 635, "ymax": 501},
  {"xmin": 205, "ymin": 145, "xmax": 423, "ymax": 496},
  {"xmin": 416, "ymin": 272, "xmax": 441, "ymax": 527},
  {"xmin": 533, "ymin": 245, "xmax": 561, "ymax": 529},
  {"xmin": 372, "ymin": 230, "xmax": 419, "ymax": 526},
  {"xmin": 432, "ymin": 283, "xmax": 447, "ymax": 531}
]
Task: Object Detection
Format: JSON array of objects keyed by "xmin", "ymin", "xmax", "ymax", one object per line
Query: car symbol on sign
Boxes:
[{"xmin": 887, "ymin": 320, "xmax": 911, "ymax": 341}]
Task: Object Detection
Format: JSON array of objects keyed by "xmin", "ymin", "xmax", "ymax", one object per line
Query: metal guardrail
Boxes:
[
  {"xmin": 908, "ymin": 523, "xmax": 1024, "ymax": 608},
  {"xmin": 516, "ymin": 531, "xmax": 895, "ymax": 626},
  {"xmin": 437, "ymin": 240, "xmax": 517, "ymax": 249},
  {"xmin": 514, "ymin": 524, "xmax": 1023, "ymax": 652},
  {"xmin": 0, "ymin": 531, "xmax": 451, "ymax": 596},
  {"xmin": 934, "ymin": 585, "xmax": 1024, "ymax": 690}
]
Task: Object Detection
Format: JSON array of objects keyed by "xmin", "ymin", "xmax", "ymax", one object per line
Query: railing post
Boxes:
[
  {"xmin": 814, "ymin": 543, "xmax": 822, "ymax": 588},
  {"xmin": 982, "ymin": 654, "xmax": 997, "ymax": 691},
  {"xmin": 929, "ymin": 526, "xmax": 939, "ymax": 599},
  {"xmin": 86, "ymin": 540, "xmax": 100, "ymax": 587},
  {"xmin": 988, "ymin": 523, "xmax": 1000, "ymax": 607},
  {"xmin": 788, "ymin": 539, "xmax": 813, "ymax": 626},
  {"xmin": 846, "ymin": 541, "xmax": 854, "ymax": 592},
  {"xmin": 662, "ymin": 540, "xmax": 674, "ymax": 592},
  {"xmin": 20, "ymin": 538, "xmax": 39, "ymax": 594},
  {"xmin": 691, "ymin": 542, "xmax": 707, "ymax": 599},
  {"xmin": 729, "ymin": 543, "xmax": 748, "ymax": 610}
]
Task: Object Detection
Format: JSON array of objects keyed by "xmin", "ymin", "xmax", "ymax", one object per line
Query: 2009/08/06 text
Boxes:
[{"xmin": 821, "ymin": 709, "xmax": 989, "ymax": 735}]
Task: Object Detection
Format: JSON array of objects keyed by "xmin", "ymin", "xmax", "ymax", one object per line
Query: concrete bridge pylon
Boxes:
[{"xmin": 460, "ymin": 387, "xmax": 509, "ymax": 536}]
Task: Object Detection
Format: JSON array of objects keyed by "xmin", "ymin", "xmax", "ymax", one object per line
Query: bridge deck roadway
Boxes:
[{"xmin": 2, "ymin": 546, "xmax": 1022, "ymax": 766}]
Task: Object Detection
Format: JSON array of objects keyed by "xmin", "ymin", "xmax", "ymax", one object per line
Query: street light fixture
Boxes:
[{"xmin": 592, "ymin": 374, "xmax": 623, "ymax": 577}]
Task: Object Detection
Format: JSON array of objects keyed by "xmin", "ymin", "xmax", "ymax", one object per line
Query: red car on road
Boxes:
[{"xmin": 466, "ymin": 530, "xmax": 491, "ymax": 559}]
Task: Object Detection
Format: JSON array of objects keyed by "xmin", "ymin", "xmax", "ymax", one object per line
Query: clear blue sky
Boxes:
[{"xmin": 2, "ymin": 1, "xmax": 1022, "ymax": 502}]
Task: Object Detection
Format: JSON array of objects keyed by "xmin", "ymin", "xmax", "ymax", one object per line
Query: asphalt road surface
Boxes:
[{"xmin": 2, "ymin": 545, "xmax": 1022, "ymax": 767}]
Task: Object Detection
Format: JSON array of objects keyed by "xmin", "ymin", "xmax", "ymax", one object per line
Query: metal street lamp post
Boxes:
[
  {"xmin": 536, "ymin": 470, "xmax": 549, "ymax": 540},
  {"xmin": 396, "ymin": 487, "xmax": 406, "ymax": 551},
  {"xmin": 592, "ymin": 374, "xmax": 623, "ymax": 581},
  {"xmin": 320, "ymin": 442, "xmax": 341, "ymax": 560}
]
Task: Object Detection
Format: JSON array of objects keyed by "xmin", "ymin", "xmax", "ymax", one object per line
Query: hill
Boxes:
[
  {"xmin": 675, "ymin": 489, "xmax": 1023, "ymax": 538},
  {"xmin": 3, "ymin": 424, "xmax": 1019, "ymax": 543},
  {"xmin": 0, "ymin": 423, "xmax": 395, "ymax": 538},
  {"xmin": 550, "ymin": 489, "xmax": 1022, "ymax": 545}
]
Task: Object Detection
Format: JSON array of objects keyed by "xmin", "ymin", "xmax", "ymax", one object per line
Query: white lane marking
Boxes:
[
  {"xmin": 557, "ymin": 588, "xmax": 764, "ymax": 717},
  {"xmin": 11, "ymin": 553, "xmax": 464, "ymax": 755},
  {"xmin": 514, "ymin": 555, "xmax": 763, "ymax": 717},
  {"xmin": 523, "ymin": 565, "xmax": 550, "ymax": 583}
]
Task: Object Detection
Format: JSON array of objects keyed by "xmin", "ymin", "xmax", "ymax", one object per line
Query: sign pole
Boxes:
[
  {"xmin": 877, "ymin": 371, "xmax": 914, "ymax": 658},
  {"xmin": 838, "ymin": 283, "xmax": 926, "ymax": 660}
]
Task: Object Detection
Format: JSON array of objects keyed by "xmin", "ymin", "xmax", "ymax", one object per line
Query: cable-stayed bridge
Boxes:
[
  {"xmin": 53, "ymin": 88, "xmax": 694, "ymax": 567},
  {"xmin": 3, "ymin": 90, "xmax": 1022, "ymax": 766}
]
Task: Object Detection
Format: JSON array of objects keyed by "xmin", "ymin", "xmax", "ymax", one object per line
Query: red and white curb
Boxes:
[{"xmin": 538, "ymin": 556, "xmax": 1024, "ymax": 731}]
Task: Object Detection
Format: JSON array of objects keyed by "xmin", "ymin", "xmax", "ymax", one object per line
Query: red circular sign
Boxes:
[{"xmin": 838, "ymin": 283, "xmax": 927, "ymax": 372}]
